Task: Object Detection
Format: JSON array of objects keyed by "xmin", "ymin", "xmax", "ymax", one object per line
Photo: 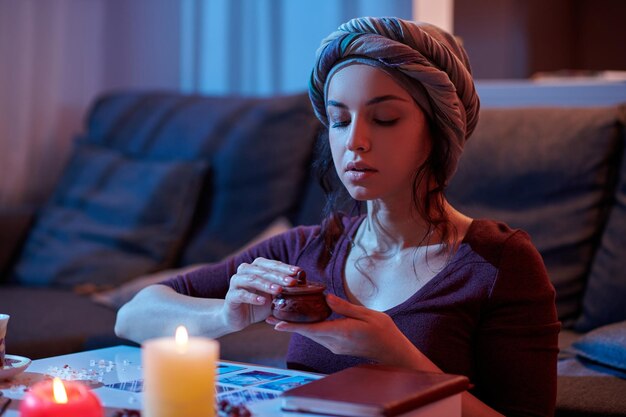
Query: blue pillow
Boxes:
[
  {"xmin": 12, "ymin": 143, "xmax": 207, "ymax": 288},
  {"xmin": 572, "ymin": 321, "xmax": 626, "ymax": 372}
]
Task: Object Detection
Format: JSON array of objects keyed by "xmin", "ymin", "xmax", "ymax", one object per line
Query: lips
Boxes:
[
  {"xmin": 345, "ymin": 161, "xmax": 376, "ymax": 173},
  {"xmin": 344, "ymin": 161, "xmax": 377, "ymax": 183}
]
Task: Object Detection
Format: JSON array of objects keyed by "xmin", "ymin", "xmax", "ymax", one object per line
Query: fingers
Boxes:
[
  {"xmin": 325, "ymin": 294, "xmax": 371, "ymax": 319},
  {"xmin": 250, "ymin": 257, "xmax": 302, "ymax": 277},
  {"xmin": 225, "ymin": 288, "xmax": 268, "ymax": 306},
  {"xmin": 229, "ymin": 265, "xmax": 293, "ymax": 301},
  {"xmin": 230, "ymin": 272, "xmax": 282, "ymax": 297},
  {"xmin": 265, "ymin": 315, "xmax": 303, "ymax": 329},
  {"xmin": 226, "ymin": 258, "xmax": 301, "ymax": 311},
  {"xmin": 266, "ymin": 296, "xmax": 399, "ymax": 360},
  {"xmin": 265, "ymin": 315, "xmax": 329, "ymax": 334},
  {"xmin": 264, "ymin": 295, "xmax": 371, "ymax": 330},
  {"xmin": 234, "ymin": 259, "xmax": 298, "ymax": 290}
]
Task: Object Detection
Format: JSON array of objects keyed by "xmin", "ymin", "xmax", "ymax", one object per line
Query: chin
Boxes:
[{"xmin": 346, "ymin": 188, "xmax": 375, "ymax": 201}]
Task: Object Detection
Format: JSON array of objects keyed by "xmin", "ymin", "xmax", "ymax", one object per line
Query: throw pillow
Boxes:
[
  {"xmin": 12, "ymin": 143, "xmax": 208, "ymax": 288},
  {"xmin": 80, "ymin": 92, "xmax": 321, "ymax": 264},
  {"xmin": 571, "ymin": 320, "xmax": 626, "ymax": 372},
  {"xmin": 91, "ymin": 217, "xmax": 292, "ymax": 309}
]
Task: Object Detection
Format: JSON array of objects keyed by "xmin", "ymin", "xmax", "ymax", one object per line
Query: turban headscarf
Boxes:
[{"xmin": 309, "ymin": 17, "xmax": 480, "ymax": 181}]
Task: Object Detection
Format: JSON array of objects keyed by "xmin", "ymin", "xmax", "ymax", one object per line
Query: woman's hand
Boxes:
[
  {"xmin": 266, "ymin": 294, "xmax": 425, "ymax": 367},
  {"xmin": 222, "ymin": 257, "xmax": 298, "ymax": 332}
]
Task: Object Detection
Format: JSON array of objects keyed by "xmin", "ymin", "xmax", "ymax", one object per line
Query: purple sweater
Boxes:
[{"xmin": 163, "ymin": 216, "xmax": 560, "ymax": 416}]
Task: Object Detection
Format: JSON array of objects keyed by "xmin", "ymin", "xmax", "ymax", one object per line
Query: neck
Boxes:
[
  {"xmin": 359, "ymin": 199, "xmax": 470, "ymax": 252},
  {"xmin": 361, "ymin": 201, "xmax": 434, "ymax": 251}
]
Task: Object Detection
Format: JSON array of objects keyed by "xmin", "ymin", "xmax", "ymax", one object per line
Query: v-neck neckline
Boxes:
[{"xmin": 330, "ymin": 215, "xmax": 474, "ymax": 315}]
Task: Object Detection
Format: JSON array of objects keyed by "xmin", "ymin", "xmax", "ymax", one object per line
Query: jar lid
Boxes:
[{"xmin": 281, "ymin": 282, "xmax": 326, "ymax": 295}]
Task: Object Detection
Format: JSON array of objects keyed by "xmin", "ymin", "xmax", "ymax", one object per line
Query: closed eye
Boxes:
[
  {"xmin": 331, "ymin": 120, "xmax": 350, "ymax": 129},
  {"xmin": 375, "ymin": 118, "xmax": 399, "ymax": 126}
]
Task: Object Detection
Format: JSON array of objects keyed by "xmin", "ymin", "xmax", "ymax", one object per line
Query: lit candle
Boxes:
[
  {"xmin": 143, "ymin": 326, "xmax": 219, "ymax": 417},
  {"xmin": 20, "ymin": 377, "xmax": 103, "ymax": 417}
]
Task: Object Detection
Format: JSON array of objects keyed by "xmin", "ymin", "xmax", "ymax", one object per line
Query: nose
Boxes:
[{"xmin": 346, "ymin": 117, "xmax": 370, "ymax": 152}]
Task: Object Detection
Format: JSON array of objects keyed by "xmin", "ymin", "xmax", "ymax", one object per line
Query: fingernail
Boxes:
[
  {"xmin": 283, "ymin": 276, "xmax": 295, "ymax": 285},
  {"xmin": 289, "ymin": 266, "xmax": 298, "ymax": 273},
  {"xmin": 270, "ymin": 284, "xmax": 280, "ymax": 291},
  {"xmin": 256, "ymin": 295, "xmax": 266, "ymax": 303}
]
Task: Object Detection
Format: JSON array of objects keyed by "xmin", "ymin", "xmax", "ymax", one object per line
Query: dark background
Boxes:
[{"xmin": 455, "ymin": 0, "xmax": 626, "ymax": 79}]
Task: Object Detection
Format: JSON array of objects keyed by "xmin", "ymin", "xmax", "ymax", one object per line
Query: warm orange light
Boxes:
[
  {"xmin": 52, "ymin": 377, "xmax": 68, "ymax": 404},
  {"xmin": 175, "ymin": 325, "xmax": 188, "ymax": 353}
]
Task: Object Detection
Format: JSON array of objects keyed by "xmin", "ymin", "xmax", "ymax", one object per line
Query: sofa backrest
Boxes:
[
  {"xmin": 11, "ymin": 89, "xmax": 626, "ymax": 332},
  {"xmin": 448, "ymin": 104, "xmax": 626, "ymax": 329},
  {"xmin": 90, "ymin": 91, "xmax": 328, "ymax": 262},
  {"xmin": 11, "ymin": 91, "xmax": 323, "ymax": 288}
]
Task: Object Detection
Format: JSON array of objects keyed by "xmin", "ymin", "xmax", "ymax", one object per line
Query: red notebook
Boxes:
[{"xmin": 281, "ymin": 364, "xmax": 470, "ymax": 417}]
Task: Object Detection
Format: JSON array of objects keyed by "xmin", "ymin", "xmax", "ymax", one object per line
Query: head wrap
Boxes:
[{"xmin": 309, "ymin": 17, "xmax": 480, "ymax": 180}]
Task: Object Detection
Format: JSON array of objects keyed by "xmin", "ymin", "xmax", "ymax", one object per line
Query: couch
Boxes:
[{"xmin": 1, "ymin": 90, "xmax": 625, "ymax": 416}]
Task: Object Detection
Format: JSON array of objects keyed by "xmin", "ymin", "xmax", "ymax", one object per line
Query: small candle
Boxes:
[
  {"xmin": 143, "ymin": 326, "xmax": 219, "ymax": 417},
  {"xmin": 20, "ymin": 377, "xmax": 103, "ymax": 417}
]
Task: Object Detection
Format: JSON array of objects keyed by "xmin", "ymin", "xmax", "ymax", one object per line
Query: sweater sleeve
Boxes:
[
  {"xmin": 474, "ymin": 230, "xmax": 560, "ymax": 417},
  {"xmin": 159, "ymin": 225, "xmax": 321, "ymax": 298}
]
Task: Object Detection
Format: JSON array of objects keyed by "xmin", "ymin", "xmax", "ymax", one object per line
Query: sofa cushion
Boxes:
[
  {"xmin": 0, "ymin": 285, "xmax": 128, "ymax": 359},
  {"xmin": 91, "ymin": 217, "xmax": 292, "ymax": 309},
  {"xmin": 0, "ymin": 206, "xmax": 35, "ymax": 281},
  {"xmin": 571, "ymin": 320, "xmax": 626, "ymax": 373},
  {"xmin": 79, "ymin": 91, "xmax": 320, "ymax": 264},
  {"xmin": 557, "ymin": 334, "xmax": 626, "ymax": 417},
  {"xmin": 556, "ymin": 376, "xmax": 626, "ymax": 417},
  {"xmin": 576, "ymin": 105, "xmax": 626, "ymax": 331},
  {"xmin": 12, "ymin": 143, "xmax": 207, "ymax": 287},
  {"xmin": 91, "ymin": 263, "xmax": 207, "ymax": 310},
  {"xmin": 447, "ymin": 106, "xmax": 623, "ymax": 324},
  {"xmin": 177, "ymin": 94, "xmax": 320, "ymax": 264}
]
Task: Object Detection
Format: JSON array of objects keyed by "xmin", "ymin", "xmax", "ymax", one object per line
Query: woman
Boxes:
[{"xmin": 116, "ymin": 17, "xmax": 560, "ymax": 416}]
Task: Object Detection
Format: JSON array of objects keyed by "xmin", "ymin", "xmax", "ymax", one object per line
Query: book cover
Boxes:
[{"xmin": 281, "ymin": 364, "xmax": 470, "ymax": 417}]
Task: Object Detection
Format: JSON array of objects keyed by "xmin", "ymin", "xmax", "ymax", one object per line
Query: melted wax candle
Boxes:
[
  {"xmin": 20, "ymin": 377, "xmax": 103, "ymax": 417},
  {"xmin": 143, "ymin": 325, "xmax": 219, "ymax": 417}
]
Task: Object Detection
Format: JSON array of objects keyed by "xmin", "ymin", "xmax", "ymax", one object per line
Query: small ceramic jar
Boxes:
[{"xmin": 271, "ymin": 271, "xmax": 331, "ymax": 323}]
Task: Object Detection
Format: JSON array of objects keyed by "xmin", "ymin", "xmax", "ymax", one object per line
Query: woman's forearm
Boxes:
[{"xmin": 114, "ymin": 284, "xmax": 232, "ymax": 343}]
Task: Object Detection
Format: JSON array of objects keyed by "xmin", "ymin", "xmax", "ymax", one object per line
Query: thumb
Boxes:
[{"xmin": 326, "ymin": 294, "xmax": 370, "ymax": 319}]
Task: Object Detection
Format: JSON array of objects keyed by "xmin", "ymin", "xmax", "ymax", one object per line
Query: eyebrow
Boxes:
[{"xmin": 327, "ymin": 95, "xmax": 408, "ymax": 108}]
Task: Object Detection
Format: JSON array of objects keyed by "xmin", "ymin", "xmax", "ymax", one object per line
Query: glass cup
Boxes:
[{"xmin": 0, "ymin": 314, "xmax": 9, "ymax": 368}]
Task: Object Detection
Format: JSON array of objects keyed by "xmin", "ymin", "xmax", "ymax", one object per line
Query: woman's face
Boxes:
[{"xmin": 326, "ymin": 64, "xmax": 432, "ymax": 204}]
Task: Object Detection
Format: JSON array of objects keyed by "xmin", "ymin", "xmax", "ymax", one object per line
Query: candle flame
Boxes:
[
  {"xmin": 52, "ymin": 377, "xmax": 68, "ymax": 404},
  {"xmin": 175, "ymin": 325, "xmax": 188, "ymax": 347}
]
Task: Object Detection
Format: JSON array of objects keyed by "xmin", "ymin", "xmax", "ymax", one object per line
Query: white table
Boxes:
[
  {"xmin": 0, "ymin": 345, "xmax": 325, "ymax": 417},
  {"xmin": 1, "ymin": 345, "xmax": 461, "ymax": 417}
]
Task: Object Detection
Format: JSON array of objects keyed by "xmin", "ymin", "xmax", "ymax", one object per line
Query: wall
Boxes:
[
  {"xmin": 0, "ymin": 0, "xmax": 414, "ymax": 207},
  {"xmin": 571, "ymin": 0, "xmax": 626, "ymax": 71},
  {"xmin": 454, "ymin": 0, "xmax": 626, "ymax": 79},
  {"xmin": 102, "ymin": 0, "xmax": 182, "ymax": 91},
  {"xmin": 186, "ymin": 0, "xmax": 412, "ymax": 95},
  {"xmin": 0, "ymin": 1, "xmax": 106, "ymax": 205}
]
